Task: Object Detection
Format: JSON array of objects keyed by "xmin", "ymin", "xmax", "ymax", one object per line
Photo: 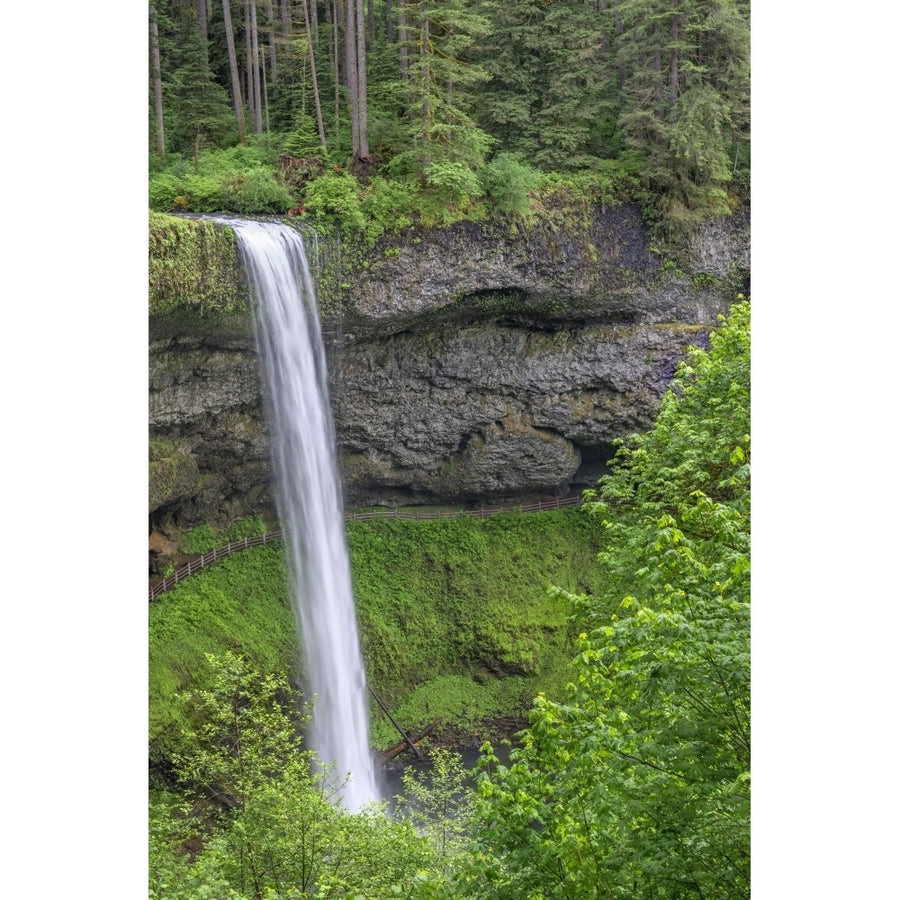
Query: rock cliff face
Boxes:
[{"xmin": 149, "ymin": 203, "xmax": 749, "ymax": 534}]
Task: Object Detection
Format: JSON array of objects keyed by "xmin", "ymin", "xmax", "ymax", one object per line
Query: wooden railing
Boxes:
[{"xmin": 149, "ymin": 493, "xmax": 583, "ymax": 602}]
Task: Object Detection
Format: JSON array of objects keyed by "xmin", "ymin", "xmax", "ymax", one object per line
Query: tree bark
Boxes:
[
  {"xmin": 196, "ymin": 0, "xmax": 208, "ymax": 41},
  {"xmin": 261, "ymin": 41, "xmax": 270, "ymax": 131},
  {"xmin": 332, "ymin": 0, "xmax": 342, "ymax": 142},
  {"xmin": 245, "ymin": 0, "xmax": 255, "ymax": 126},
  {"xmin": 251, "ymin": 0, "xmax": 264, "ymax": 131},
  {"xmin": 385, "ymin": 0, "xmax": 394, "ymax": 43},
  {"xmin": 265, "ymin": 0, "xmax": 277, "ymax": 80},
  {"xmin": 354, "ymin": 0, "xmax": 370, "ymax": 158},
  {"xmin": 222, "ymin": 0, "xmax": 247, "ymax": 141},
  {"xmin": 615, "ymin": 6, "xmax": 625, "ymax": 91},
  {"xmin": 421, "ymin": 14, "xmax": 431, "ymax": 137},
  {"xmin": 345, "ymin": 0, "xmax": 359, "ymax": 153},
  {"xmin": 150, "ymin": 2, "xmax": 166, "ymax": 156},
  {"xmin": 398, "ymin": 0, "xmax": 408, "ymax": 82},
  {"xmin": 195, "ymin": 0, "xmax": 210, "ymax": 70},
  {"xmin": 669, "ymin": 7, "xmax": 682, "ymax": 117},
  {"xmin": 374, "ymin": 720, "xmax": 439, "ymax": 766},
  {"xmin": 301, "ymin": 0, "xmax": 328, "ymax": 150},
  {"xmin": 247, "ymin": 0, "xmax": 263, "ymax": 133}
]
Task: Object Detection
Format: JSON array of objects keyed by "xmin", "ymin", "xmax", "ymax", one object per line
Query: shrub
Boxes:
[
  {"xmin": 220, "ymin": 167, "xmax": 294, "ymax": 213},
  {"xmin": 303, "ymin": 172, "xmax": 366, "ymax": 231},
  {"xmin": 478, "ymin": 153, "xmax": 541, "ymax": 216},
  {"xmin": 178, "ymin": 173, "xmax": 225, "ymax": 212},
  {"xmin": 148, "ymin": 173, "xmax": 182, "ymax": 211},
  {"xmin": 224, "ymin": 515, "xmax": 267, "ymax": 542},
  {"xmin": 180, "ymin": 523, "xmax": 217, "ymax": 554},
  {"xmin": 425, "ymin": 161, "xmax": 484, "ymax": 204},
  {"xmin": 358, "ymin": 176, "xmax": 420, "ymax": 242}
]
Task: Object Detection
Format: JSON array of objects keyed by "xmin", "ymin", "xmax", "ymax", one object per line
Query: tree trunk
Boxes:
[
  {"xmin": 669, "ymin": 8, "xmax": 682, "ymax": 117},
  {"xmin": 222, "ymin": 0, "xmax": 247, "ymax": 141},
  {"xmin": 354, "ymin": 0, "xmax": 370, "ymax": 159},
  {"xmin": 301, "ymin": 0, "xmax": 328, "ymax": 150},
  {"xmin": 385, "ymin": 0, "xmax": 394, "ymax": 42},
  {"xmin": 333, "ymin": 0, "xmax": 342, "ymax": 142},
  {"xmin": 597, "ymin": 0, "xmax": 610, "ymax": 54},
  {"xmin": 249, "ymin": 0, "xmax": 264, "ymax": 132},
  {"xmin": 196, "ymin": 0, "xmax": 210, "ymax": 69},
  {"xmin": 261, "ymin": 41, "xmax": 270, "ymax": 131},
  {"xmin": 398, "ymin": 0, "xmax": 408, "ymax": 82},
  {"xmin": 244, "ymin": 0, "xmax": 255, "ymax": 126},
  {"xmin": 345, "ymin": 0, "xmax": 359, "ymax": 153},
  {"xmin": 265, "ymin": 0, "xmax": 277, "ymax": 80},
  {"xmin": 615, "ymin": 7, "xmax": 625, "ymax": 91},
  {"xmin": 197, "ymin": 0, "xmax": 208, "ymax": 40},
  {"xmin": 344, "ymin": 0, "xmax": 370, "ymax": 166},
  {"xmin": 150, "ymin": 3, "xmax": 166, "ymax": 156},
  {"xmin": 421, "ymin": 15, "xmax": 431, "ymax": 137}
]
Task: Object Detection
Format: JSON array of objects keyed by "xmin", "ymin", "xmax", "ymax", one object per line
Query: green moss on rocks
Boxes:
[
  {"xmin": 149, "ymin": 212, "xmax": 249, "ymax": 316},
  {"xmin": 149, "ymin": 444, "xmax": 200, "ymax": 513}
]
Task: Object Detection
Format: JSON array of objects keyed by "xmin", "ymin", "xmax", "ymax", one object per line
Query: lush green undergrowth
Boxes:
[
  {"xmin": 149, "ymin": 543, "xmax": 296, "ymax": 767},
  {"xmin": 149, "ymin": 506, "xmax": 607, "ymax": 769},
  {"xmin": 177, "ymin": 515, "xmax": 269, "ymax": 555},
  {"xmin": 348, "ymin": 508, "xmax": 608, "ymax": 747},
  {"xmin": 149, "ymin": 140, "xmax": 658, "ymax": 244}
]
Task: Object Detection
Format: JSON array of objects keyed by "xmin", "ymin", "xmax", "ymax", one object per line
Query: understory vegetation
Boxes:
[
  {"xmin": 149, "ymin": 506, "xmax": 607, "ymax": 770},
  {"xmin": 149, "ymin": 302, "xmax": 750, "ymax": 899}
]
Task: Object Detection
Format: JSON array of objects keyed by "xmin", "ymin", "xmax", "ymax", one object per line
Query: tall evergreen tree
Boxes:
[
  {"xmin": 166, "ymin": 6, "xmax": 237, "ymax": 159},
  {"xmin": 221, "ymin": 0, "xmax": 248, "ymax": 142},
  {"xmin": 477, "ymin": 1, "xmax": 619, "ymax": 168},
  {"xmin": 617, "ymin": 0, "xmax": 750, "ymax": 230},
  {"xmin": 150, "ymin": 2, "xmax": 167, "ymax": 156},
  {"xmin": 345, "ymin": 0, "xmax": 371, "ymax": 168},
  {"xmin": 301, "ymin": 0, "xmax": 328, "ymax": 149},
  {"xmin": 394, "ymin": 0, "xmax": 494, "ymax": 173}
]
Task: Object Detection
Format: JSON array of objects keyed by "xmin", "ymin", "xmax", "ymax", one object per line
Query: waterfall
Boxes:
[{"xmin": 226, "ymin": 218, "xmax": 379, "ymax": 812}]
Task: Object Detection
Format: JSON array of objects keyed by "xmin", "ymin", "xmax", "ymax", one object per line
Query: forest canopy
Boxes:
[{"xmin": 149, "ymin": 0, "xmax": 750, "ymax": 235}]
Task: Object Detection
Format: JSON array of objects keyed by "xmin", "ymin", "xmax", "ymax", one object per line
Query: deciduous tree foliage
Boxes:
[
  {"xmin": 149, "ymin": 652, "xmax": 439, "ymax": 899},
  {"xmin": 461, "ymin": 301, "xmax": 750, "ymax": 899}
]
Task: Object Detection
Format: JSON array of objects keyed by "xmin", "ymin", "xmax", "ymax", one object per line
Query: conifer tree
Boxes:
[
  {"xmin": 159, "ymin": 1, "xmax": 236, "ymax": 159},
  {"xmin": 221, "ymin": 0, "xmax": 247, "ymax": 143},
  {"xmin": 394, "ymin": 0, "xmax": 494, "ymax": 174},
  {"xmin": 616, "ymin": 0, "xmax": 750, "ymax": 231},
  {"xmin": 150, "ymin": 2, "xmax": 166, "ymax": 157}
]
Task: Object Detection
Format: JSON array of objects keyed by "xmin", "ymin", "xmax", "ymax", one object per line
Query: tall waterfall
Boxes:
[{"xmin": 228, "ymin": 218, "xmax": 379, "ymax": 812}]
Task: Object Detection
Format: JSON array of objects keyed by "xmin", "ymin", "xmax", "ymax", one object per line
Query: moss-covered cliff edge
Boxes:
[{"xmin": 149, "ymin": 203, "xmax": 749, "ymax": 538}]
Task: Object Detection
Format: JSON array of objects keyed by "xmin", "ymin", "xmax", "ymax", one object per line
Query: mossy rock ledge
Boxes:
[{"xmin": 149, "ymin": 203, "xmax": 749, "ymax": 535}]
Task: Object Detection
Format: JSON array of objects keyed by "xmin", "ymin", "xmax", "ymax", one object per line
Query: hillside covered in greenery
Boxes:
[
  {"xmin": 149, "ymin": 0, "xmax": 750, "ymax": 238},
  {"xmin": 149, "ymin": 301, "xmax": 750, "ymax": 898},
  {"xmin": 149, "ymin": 505, "xmax": 608, "ymax": 768}
]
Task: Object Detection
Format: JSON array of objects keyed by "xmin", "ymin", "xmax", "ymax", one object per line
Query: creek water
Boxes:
[{"xmin": 225, "ymin": 218, "xmax": 379, "ymax": 812}]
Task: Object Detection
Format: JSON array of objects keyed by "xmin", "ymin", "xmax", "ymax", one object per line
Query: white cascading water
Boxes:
[{"xmin": 227, "ymin": 218, "xmax": 379, "ymax": 812}]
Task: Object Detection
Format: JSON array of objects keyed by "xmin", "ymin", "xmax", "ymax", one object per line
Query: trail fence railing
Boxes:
[{"xmin": 149, "ymin": 493, "xmax": 583, "ymax": 602}]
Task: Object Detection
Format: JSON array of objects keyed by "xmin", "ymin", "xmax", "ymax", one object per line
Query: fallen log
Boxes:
[
  {"xmin": 375, "ymin": 720, "xmax": 441, "ymax": 767},
  {"xmin": 368, "ymin": 684, "xmax": 424, "ymax": 758}
]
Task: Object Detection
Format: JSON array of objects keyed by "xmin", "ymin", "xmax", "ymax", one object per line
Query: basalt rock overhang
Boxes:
[{"xmin": 148, "ymin": 202, "xmax": 750, "ymax": 529}]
